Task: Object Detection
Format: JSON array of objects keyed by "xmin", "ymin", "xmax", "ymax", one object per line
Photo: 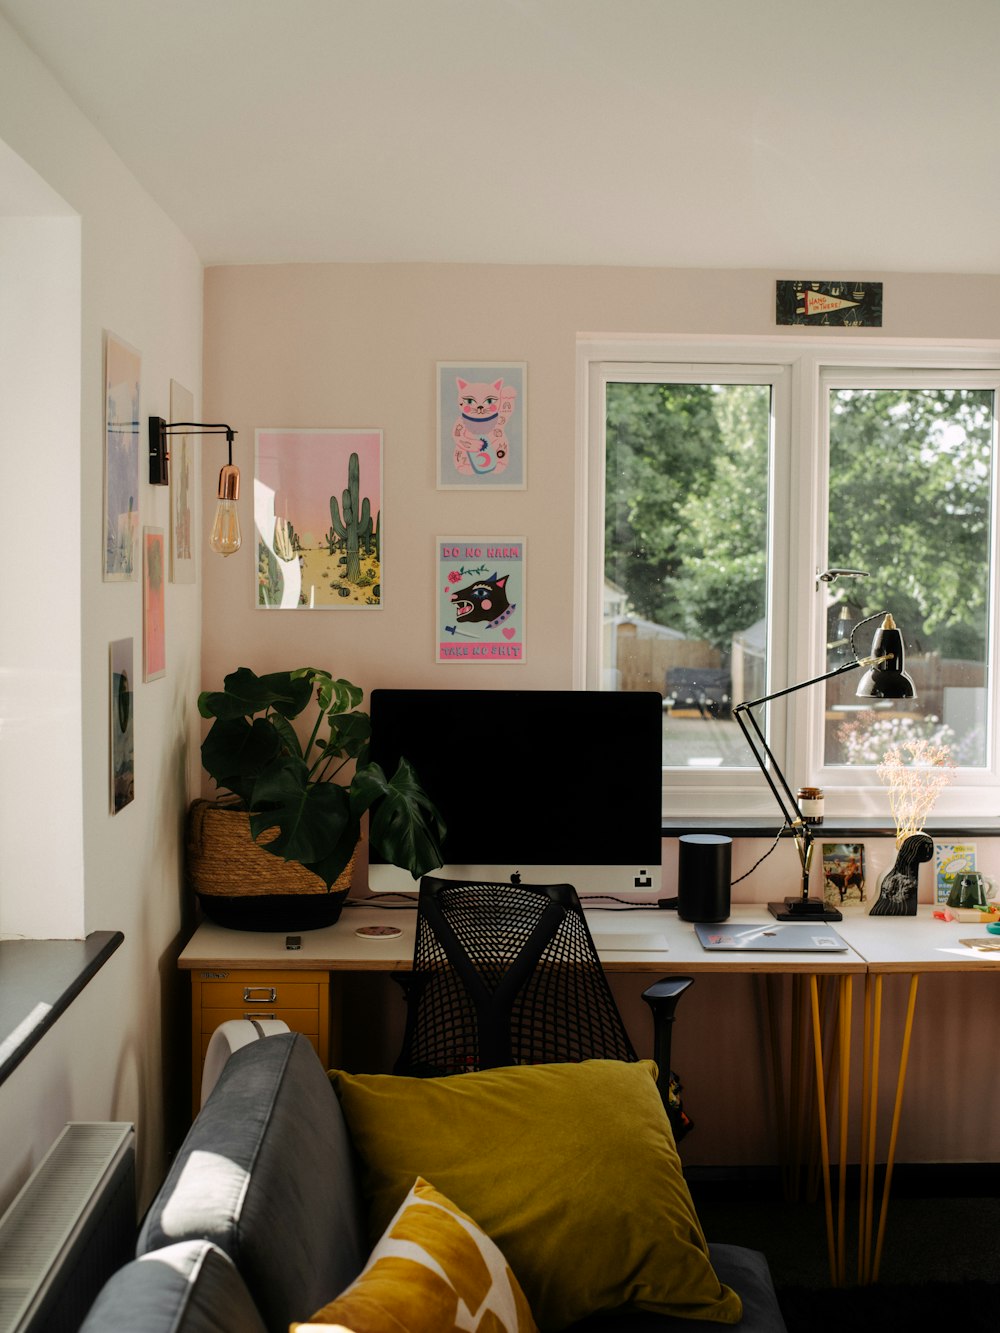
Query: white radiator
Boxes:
[{"xmin": 0, "ymin": 1122, "xmax": 135, "ymax": 1333}]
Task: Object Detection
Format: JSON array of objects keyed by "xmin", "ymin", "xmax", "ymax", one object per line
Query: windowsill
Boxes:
[
  {"xmin": 662, "ymin": 817, "xmax": 1000, "ymax": 839},
  {"xmin": 0, "ymin": 931, "xmax": 124, "ymax": 1087}
]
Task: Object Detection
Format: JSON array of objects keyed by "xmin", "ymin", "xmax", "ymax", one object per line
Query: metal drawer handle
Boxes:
[
  {"xmin": 243, "ymin": 1011, "xmax": 276, "ymax": 1021},
  {"xmin": 243, "ymin": 986, "xmax": 278, "ymax": 1003}
]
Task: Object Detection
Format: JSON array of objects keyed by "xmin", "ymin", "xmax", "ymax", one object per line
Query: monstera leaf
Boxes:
[
  {"xmin": 353, "ymin": 758, "xmax": 446, "ymax": 880},
  {"xmin": 196, "ymin": 667, "xmax": 445, "ymax": 890}
]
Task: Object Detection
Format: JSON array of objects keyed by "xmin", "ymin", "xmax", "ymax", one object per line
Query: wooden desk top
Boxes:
[
  {"xmin": 833, "ymin": 905, "xmax": 1000, "ymax": 973},
  {"xmin": 178, "ymin": 901, "xmax": 868, "ymax": 975}
]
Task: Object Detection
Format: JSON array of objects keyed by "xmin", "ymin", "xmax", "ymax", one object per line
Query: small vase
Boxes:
[{"xmin": 869, "ymin": 833, "xmax": 934, "ymax": 916}]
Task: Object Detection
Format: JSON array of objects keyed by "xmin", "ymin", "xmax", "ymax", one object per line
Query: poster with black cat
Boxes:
[{"xmin": 436, "ymin": 537, "xmax": 525, "ymax": 663}]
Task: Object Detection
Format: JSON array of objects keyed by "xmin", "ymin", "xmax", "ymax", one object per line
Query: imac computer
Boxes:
[{"xmin": 366, "ymin": 688, "xmax": 663, "ymax": 898}]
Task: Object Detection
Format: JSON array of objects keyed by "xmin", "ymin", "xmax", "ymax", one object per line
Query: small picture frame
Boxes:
[
  {"xmin": 110, "ymin": 638, "xmax": 135, "ymax": 814},
  {"xmin": 168, "ymin": 379, "xmax": 196, "ymax": 583},
  {"xmin": 822, "ymin": 842, "xmax": 866, "ymax": 909},
  {"xmin": 103, "ymin": 331, "xmax": 141, "ymax": 581},
  {"xmin": 143, "ymin": 527, "xmax": 166, "ymax": 681},
  {"xmin": 436, "ymin": 537, "xmax": 525, "ymax": 663},
  {"xmin": 436, "ymin": 362, "xmax": 526, "ymax": 489}
]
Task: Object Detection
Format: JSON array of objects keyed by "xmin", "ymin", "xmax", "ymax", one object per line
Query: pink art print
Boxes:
[
  {"xmin": 436, "ymin": 537, "xmax": 525, "ymax": 663},
  {"xmin": 255, "ymin": 429, "xmax": 383, "ymax": 609},
  {"xmin": 437, "ymin": 363, "xmax": 526, "ymax": 489},
  {"xmin": 143, "ymin": 528, "xmax": 166, "ymax": 680}
]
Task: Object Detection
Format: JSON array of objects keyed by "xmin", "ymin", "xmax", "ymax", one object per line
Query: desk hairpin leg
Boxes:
[
  {"xmin": 859, "ymin": 972, "xmax": 920, "ymax": 1285},
  {"xmin": 809, "ymin": 972, "xmax": 852, "ymax": 1288}
]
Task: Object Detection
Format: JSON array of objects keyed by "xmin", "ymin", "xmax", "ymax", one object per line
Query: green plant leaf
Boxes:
[
  {"xmin": 359, "ymin": 759, "xmax": 447, "ymax": 879},
  {"xmin": 250, "ymin": 758, "xmax": 355, "ymax": 884},
  {"xmin": 318, "ymin": 710, "xmax": 371, "ymax": 763},
  {"xmin": 198, "ymin": 667, "xmax": 313, "ymax": 721},
  {"xmin": 201, "ymin": 717, "xmax": 284, "ymax": 804}
]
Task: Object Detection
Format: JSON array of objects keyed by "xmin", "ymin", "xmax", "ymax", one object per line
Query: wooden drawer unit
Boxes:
[{"xmin": 189, "ymin": 968, "xmax": 330, "ymax": 1114}]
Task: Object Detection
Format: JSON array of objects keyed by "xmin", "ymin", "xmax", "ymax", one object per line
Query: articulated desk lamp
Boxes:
[{"xmin": 733, "ymin": 599, "xmax": 916, "ymax": 923}]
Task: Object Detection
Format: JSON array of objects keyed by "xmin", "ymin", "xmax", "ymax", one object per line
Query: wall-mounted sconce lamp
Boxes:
[{"xmin": 148, "ymin": 417, "xmax": 242, "ymax": 557}]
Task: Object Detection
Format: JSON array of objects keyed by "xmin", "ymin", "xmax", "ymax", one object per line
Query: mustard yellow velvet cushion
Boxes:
[
  {"xmin": 329, "ymin": 1059, "xmax": 741, "ymax": 1331},
  {"xmin": 292, "ymin": 1176, "xmax": 538, "ymax": 1333}
]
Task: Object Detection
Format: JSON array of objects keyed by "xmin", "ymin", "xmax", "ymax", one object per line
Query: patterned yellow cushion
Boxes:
[
  {"xmin": 330, "ymin": 1060, "xmax": 742, "ymax": 1331},
  {"xmin": 293, "ymin": 1176, "xmax": 538, "ymax": 1333}
]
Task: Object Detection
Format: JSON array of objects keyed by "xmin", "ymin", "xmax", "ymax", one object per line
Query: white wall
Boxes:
[{"xmin": 0, "ymin": 17, "xmax": 204, "ymax": 1209}]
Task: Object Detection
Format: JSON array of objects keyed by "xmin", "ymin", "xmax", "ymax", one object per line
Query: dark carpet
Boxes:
[{"xmin": 690, "ymin": 1179, "xmax": 1000, "ymax": 1331}]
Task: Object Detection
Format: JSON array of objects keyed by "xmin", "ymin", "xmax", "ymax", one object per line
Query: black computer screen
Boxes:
[{"xmin": 367, "ymin": 688, "xmax": 663, "ymax": 896}]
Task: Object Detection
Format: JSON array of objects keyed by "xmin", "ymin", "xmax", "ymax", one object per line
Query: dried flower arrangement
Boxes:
[{"xmin": 876, "ymin": 737, "xmax": 956, "ymax": 847}]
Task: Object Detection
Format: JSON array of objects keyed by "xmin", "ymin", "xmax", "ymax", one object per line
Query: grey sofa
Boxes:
[{"xmin": 80, "ymin": 1032, "xmax": 787, "ymax": 1332}]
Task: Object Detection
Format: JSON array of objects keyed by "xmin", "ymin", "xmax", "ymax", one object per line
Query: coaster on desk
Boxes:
[{"xmin": 355, "ymin": 924, "xmax": 403, "ymax": 939}]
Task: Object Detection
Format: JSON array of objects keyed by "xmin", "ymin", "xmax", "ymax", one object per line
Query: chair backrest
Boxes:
[{"xmin": 394, "ymin": 876, "xmax": 638, "ymax": 1076}]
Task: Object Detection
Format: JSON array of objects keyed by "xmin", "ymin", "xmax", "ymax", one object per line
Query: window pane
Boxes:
[
  {"xmin": 603, "ymin": 381, "xmax": 770, "ymax": 768},
  {"xmin": 825, "ymin": 386, "xmax": 994, "ymax": 768}
]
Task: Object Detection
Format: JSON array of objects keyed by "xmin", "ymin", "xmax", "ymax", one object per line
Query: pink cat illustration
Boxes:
[{"xmin": 451, "ymin": 377, "xmax": 517, "ymax": 477}]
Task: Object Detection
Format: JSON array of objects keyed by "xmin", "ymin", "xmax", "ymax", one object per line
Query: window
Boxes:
[{"xmin": 579, "ymin": 339, "xmax": 1000, "ymax": 819}]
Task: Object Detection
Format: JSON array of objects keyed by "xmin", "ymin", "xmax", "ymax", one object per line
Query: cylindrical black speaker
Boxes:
[{"xmin": 677, "ymin": 833, "xmax": 732, "ymax": 922}]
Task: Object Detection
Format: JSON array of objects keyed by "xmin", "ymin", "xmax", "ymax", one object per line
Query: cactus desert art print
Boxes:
[{"xmin": 254, "ymin": 429, "xmax": 383, "ymax": 609}]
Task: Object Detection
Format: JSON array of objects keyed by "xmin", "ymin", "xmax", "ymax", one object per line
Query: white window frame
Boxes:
[{"xmin": 576, "ymin": 335, "xmax": 1000, "ymax": 820}]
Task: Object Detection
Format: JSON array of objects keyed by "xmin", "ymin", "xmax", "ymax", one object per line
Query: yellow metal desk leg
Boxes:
[
  {"xmin": 871, "ymin": 973, "xmax": 920, "ymax": 1284},
  {"xmin": 808, "ymin": 973, "xmax": 842, "ymax": 1287}
]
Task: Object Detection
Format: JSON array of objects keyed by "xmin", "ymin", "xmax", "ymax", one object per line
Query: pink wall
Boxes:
[{"xmin": 202, "ymin": 261, "xmax": 1000, "ymax": 1165}]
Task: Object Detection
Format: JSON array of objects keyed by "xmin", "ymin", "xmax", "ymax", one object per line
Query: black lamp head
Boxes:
[{"xmin": 855, "ymin": 613, "xmax": 917, "ymax": 700}]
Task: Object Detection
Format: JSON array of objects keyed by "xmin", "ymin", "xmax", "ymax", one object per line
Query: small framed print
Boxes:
[
  {"xmin": 436, "ymin": 537, "xmax": 525, "ymax": 663},
  {"xmin": 110, "ymin": 637, "xmax": 135, "ymax": 814},
  {"xmin": 437, "ymin": 362, "xmax": 526, "ymax": 489},
  {"xmin": 143, "ymin": 527, "xmax": 165, "ymax": 681},
  {"xmin": 103, "ymin": 331, "xmax": 141, "ymax": 580},
  {"xmin": 168, "ymin": 379, "xmax": 196, "ymax": 582}
]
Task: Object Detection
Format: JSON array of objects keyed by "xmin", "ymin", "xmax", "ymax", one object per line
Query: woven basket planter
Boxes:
[{"xmin": 185, "ymin": 799, "xmax": 354, "ymax": 931}]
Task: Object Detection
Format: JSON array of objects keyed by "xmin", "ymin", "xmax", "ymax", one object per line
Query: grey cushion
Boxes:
[
  {"xmin": 564, "ymin": 1245, "xmax": 787, "ymax": 1331},
  {"xmin": 79, "ymin": 1240, "xmax": 267, "ymax": 1333},
  {"xmin": 137, "ymin": 1032, "xmax": 365, "ymax": 1333}
]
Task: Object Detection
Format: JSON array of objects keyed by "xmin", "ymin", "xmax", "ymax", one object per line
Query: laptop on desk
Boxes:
[{"xmin": 694, "ymin": 922, "xmax": 849, "ymax": 953}]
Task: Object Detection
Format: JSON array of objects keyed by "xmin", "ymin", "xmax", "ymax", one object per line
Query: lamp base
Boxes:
[{"xmin": 768, "ymin": 897, "xmax": 843, "ymax": 922}]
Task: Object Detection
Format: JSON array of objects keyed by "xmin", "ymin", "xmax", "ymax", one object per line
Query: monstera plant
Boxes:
[{"xmin": 197, "ymin": 666, "xmax": 445, "ymax": 889}]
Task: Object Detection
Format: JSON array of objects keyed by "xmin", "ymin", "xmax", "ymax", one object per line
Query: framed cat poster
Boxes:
[
  {"xmin": 436, "ymin": 537, "xmax": 525, "ymax": 663},
  {"xmin": 436, "ymin": 362, "xmax": 526, "ymax": 489}
]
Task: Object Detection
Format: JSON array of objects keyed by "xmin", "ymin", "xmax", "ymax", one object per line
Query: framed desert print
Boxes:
[
  {"xmin": 255, "ymin": 428, "xmax": 383, "ymax": 609},
  {"xmin": 143, "ymin": 527, "xmax": 166, "ymax": 681},
  {"xmin": 437, "ymin": 362, "xmax": 526, "ymax": 489},
  {"xmin": 103, "ymin": 331, "xmax": 141, "ymax": 580},
  {"xmin": 436, "ymin": 536, "xmax": 525, "ymax": 662},
  {"xmin": 168, "ymin": 379, "xmax": 196, "ymax": 582}
]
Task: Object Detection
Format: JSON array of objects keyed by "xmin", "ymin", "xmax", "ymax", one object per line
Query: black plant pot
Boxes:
[{"xmin": 197, "ymin": 888, "xmax": 350, "ymax": 932}]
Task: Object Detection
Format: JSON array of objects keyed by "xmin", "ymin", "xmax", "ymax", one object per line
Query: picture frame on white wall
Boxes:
[
  {"xmin": 168, "ymin": 379, "xmax": 196, "ymax": 582},
  {"xmin": 143, "ymin": 527, "xmax": 166, "ymax": 682},
  {"xmin": 110, "ymin": 637, "xmax": 135, "ymax": 814},
  {"xmin": 436, "ymin": 362, "xmax": 526, "ymax": 489},
  {"xmin": 436, "ymin": 536, "xmax": 525, "ymax": 663},
  {"xmin": 103, "ymin": 331, "xmax": 141, "ymax": 580},
  {"xmin": 254, "ymin": 428, "xmax": 383, "ymax": 609}
]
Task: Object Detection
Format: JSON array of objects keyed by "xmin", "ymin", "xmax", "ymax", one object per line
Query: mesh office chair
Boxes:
[{"xmin": 394, "ymin": 877, "xmax": 694, "ymax": 1140}]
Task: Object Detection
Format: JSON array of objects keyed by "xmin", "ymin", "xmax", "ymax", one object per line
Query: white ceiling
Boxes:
[{"xmin": 3, "ymin": 0, "xmax": 1000, "ymax": 272}]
